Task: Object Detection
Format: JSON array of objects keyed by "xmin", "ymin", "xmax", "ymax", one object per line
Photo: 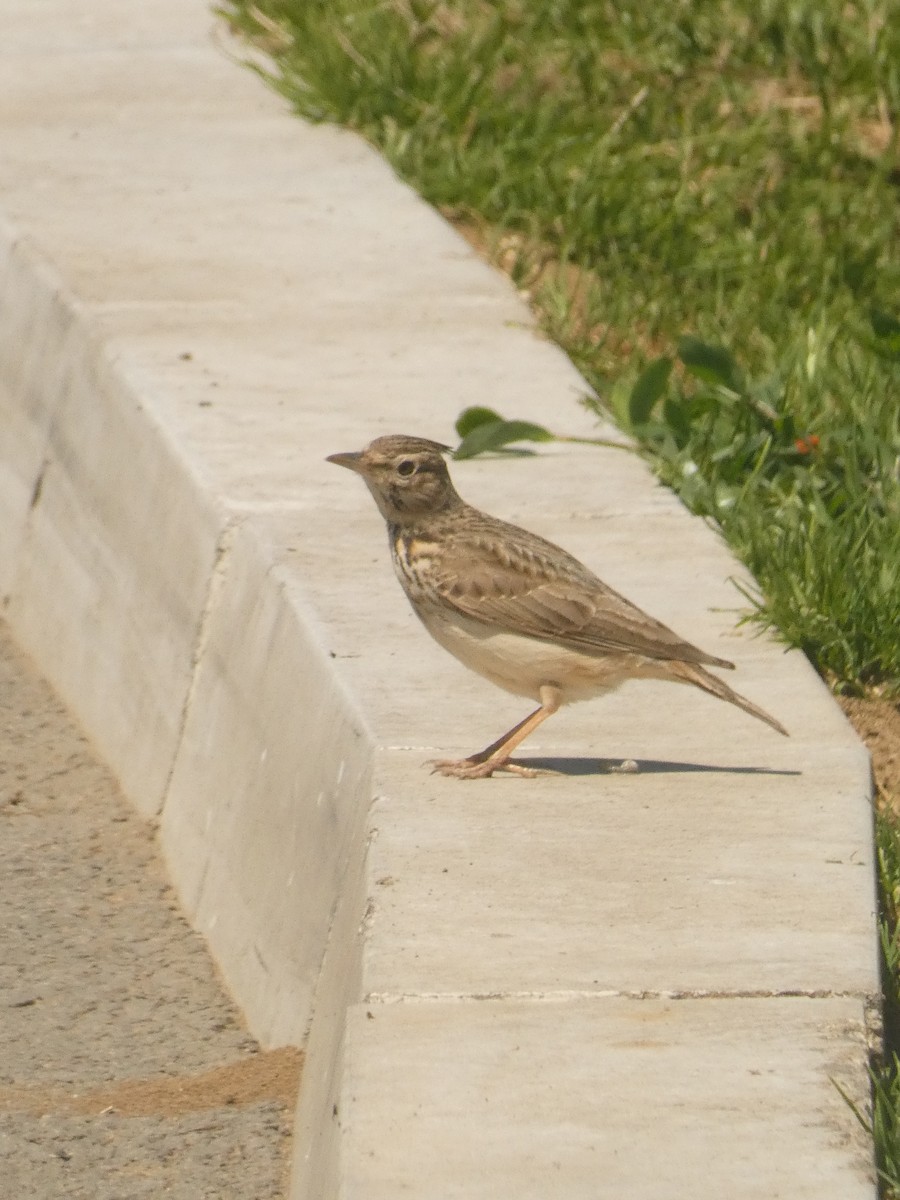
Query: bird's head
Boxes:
[{"xmin": 327, "ymin": 434, "xmax": 462, "ymax": 524}]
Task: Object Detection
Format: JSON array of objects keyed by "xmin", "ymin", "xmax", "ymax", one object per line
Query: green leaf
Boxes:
[
  {"xmin": 871, "ymin": 309, "xmax": 900, "ymax": 339},
  {"xmin": 455, "ymin": 406, "xmax": 504, "ymax": 438},
  {"xmin": 870, "ymin": 310, "xmax": 900, "ymax": 361},
  {"xmin": 677, "ymin": 336, "xmax": 743, "ymax": 391},
  {"xmin": 607, "ymin": 376, "xmax": 634, "ymax": 428},
  {"xmin": 628, "ymin": 356, "xmax": 673, "ymax": 426},
  {"xmin": 454, "ymin": 418, "xmax": 555, "ymax": 459},
  {"xmin": 662, "ymin": 395, "xmax": 691, "ymax": 445}
]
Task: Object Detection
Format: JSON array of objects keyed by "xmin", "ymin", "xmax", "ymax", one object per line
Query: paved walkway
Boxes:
[{"xmin": 0, "ymin": 623, "xmax": 300, "ymax": 1198}]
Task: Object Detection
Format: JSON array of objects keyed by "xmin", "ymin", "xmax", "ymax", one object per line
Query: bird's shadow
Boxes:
[{"xmin": 519, "ymin": 756, "xmax": 801, "ymax": 778}]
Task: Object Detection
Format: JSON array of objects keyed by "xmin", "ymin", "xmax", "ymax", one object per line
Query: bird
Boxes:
[{"xmin": 327, "ymin": 434, "xmax": 788, "ymax": 778}]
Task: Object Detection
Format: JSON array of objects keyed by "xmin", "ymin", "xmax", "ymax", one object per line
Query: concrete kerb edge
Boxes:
[
  {"xmin": 0, "ymin": 220, "xmax": 222, "ymax": 815},
  {"xmin": 0, "ymin": 215, "xmax": 372, "ymax": 1187},
  {"xmin": 159, "ymin": 519, "xmax": 376, "ymax": 1047}
]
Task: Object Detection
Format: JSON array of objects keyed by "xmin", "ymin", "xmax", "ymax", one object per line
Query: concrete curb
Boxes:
[{"xmin": 0, "ymin": 4, "xmax": 879, "ymax": 1197}]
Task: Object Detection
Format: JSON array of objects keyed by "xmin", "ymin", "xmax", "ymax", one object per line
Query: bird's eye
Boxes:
[{"xmin": 396, "ymin": 459, "xmax": 416, "ymax": 477}]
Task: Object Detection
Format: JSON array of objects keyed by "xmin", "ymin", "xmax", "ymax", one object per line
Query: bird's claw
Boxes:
[{"xmin": 428, "ymin": 757, "xmax": 542, "ymax": 780}]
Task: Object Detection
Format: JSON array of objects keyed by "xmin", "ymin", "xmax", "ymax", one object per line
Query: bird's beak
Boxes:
[{"xmin": 326, "ymin": 451, "xmax": 365, "ymax": 474}]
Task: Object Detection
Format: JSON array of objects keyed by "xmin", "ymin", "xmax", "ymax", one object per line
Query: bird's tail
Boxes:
[{"xmin": 668, "ymin": 660, "xmax": 789, "ymax": 737}]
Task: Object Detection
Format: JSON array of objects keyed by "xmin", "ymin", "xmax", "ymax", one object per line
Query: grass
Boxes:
[
  {"xmin": 220, "ymin": 0, "xmax": 899, "ymax": 1183},
  {"xmin": 873, "ymin": 816, "xmax": 900, "ymax": 1192}
]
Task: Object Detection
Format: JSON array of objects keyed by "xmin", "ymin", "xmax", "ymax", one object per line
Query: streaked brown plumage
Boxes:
[{"xmin": 328, "ymin": 434, "xmax": 787, "ymax": 778}]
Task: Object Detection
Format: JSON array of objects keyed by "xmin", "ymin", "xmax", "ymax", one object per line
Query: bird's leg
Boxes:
[{"xmin": 431, "ymin": 685, "xmax": 561, "ymax": 779}]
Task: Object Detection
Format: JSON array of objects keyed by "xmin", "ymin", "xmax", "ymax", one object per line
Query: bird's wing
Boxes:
[{"xmin": 426, "ymin": 515, "xmax": 732, "ymax": 669}]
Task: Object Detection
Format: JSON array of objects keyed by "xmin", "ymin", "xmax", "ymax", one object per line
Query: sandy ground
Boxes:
[
  {"xmin": 0, "ymin": 623, "xmax": 301, "ymax": 1199},
  {"xmin": 839, "ymin": 694, "xmax": 900, "ymax": 814}
]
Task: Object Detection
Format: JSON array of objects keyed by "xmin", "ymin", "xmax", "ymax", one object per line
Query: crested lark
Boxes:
[{"xmin": 328, "ymin": 434, "xmax": 787, "ymax": 778}]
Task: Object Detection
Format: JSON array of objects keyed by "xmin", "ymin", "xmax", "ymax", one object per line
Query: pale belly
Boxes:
[{"xmin": 415, "ymin": 606, "xmax": 641, "ymax": 705}]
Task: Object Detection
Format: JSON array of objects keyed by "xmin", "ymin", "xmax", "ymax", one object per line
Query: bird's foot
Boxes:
[
  {"xmin": 429, "ymin": 756, "xmax": 542, "ymax": 780},
  {"xmin": 429, "ymin": 756, "xmax": 502, "ymax": 779}
]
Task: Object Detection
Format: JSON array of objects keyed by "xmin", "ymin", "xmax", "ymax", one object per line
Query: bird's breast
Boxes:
[
  {"xmin": 411, "ymin": 602, "xmax": 638, "ymax": 704},
  {"xmin": 390, "ymin": 532, "xmax": 444, "ymax": 603}
]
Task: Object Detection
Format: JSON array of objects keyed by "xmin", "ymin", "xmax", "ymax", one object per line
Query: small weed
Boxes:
[{"xmin": 453, "ymin": 326, "xmax": 900, "ymax": 692}]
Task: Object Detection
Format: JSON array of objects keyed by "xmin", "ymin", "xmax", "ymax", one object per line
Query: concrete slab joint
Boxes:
[{"xmin": 0, "ymin": 3, "xmax": 879, "ymax": 1198}]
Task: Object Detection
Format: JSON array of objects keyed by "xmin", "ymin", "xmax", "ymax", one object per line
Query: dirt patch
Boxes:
[
  {"xmin": 0, "ymin": 622, "xmax": 301, "ymax": 1198},
  {"xmin": 838, "ymin": 695, "xmax": 900, "ymax": 813},
  {"xmin": 0, "ymin": 1047, "xmax": 303, "ymax": 1119}
]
